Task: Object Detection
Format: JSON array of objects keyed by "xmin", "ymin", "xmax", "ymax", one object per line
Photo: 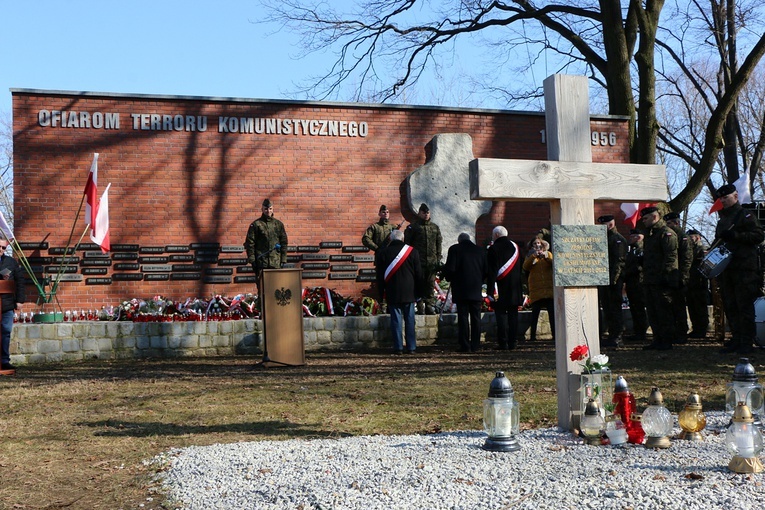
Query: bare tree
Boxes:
[
  {"xmin": 262, "ymin": 0, "xmax": 765, "ymax": 209},
  {"xmin": 0, "ymin": 111, "xmax": 13, "ymax": 227}
]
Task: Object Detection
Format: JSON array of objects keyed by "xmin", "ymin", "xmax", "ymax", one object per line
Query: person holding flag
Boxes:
[
  {"xmin": 487, "ymin": 226, "xmax": 523, "ymax": 350},
  {"xmin": 375, "ymin": 229, "xmax": 422, "ymax": 355}
]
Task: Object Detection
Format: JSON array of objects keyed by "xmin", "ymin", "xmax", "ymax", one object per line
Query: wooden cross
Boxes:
[{"xmin": 470, "ymin": 74, "xmax": 667, "ymax": 430}]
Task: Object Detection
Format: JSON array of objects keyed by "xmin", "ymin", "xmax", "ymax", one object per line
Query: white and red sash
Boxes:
[
  {"xmin": 496, "ymin": 241, "xmax": 520, "ymax": 281},
  {"xmin": 384, "ymin": 244, "xmax": 414, "ymax": 282}
]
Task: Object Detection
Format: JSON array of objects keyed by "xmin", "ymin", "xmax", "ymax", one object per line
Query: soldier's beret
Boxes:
[
  {"xmin": 686, "ymin": 229, "xmax": 701, "ymax": 236},
  {"xmin": 262, "ymin": 198, "xmax": 272, "ymax": 207},
  {"xmin": 597, "ymin": 215, "xmax": 615, "ymax": 224},
  {"xmin": 640, "ymin": 206, "xmax": 659, "ymax": 217},
  {"xmin": 419, "ymin": 203, "xmax": 430, "ymax": 213},
  {"xmin": 664, "ymin": 212, "xmax": 680, "ymax": 221},
  {"xmin": 716, "ymin": 184, "xmax": 736, "ymax": 198},
  {"xmin": 379, "ymin": 205, "xmax": 388, "ymax": 212}
]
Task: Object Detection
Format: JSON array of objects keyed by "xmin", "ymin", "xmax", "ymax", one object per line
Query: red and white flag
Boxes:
[
  {"xmin": 84, "ymin": 153, "xmax": 99, "ymax": 229},
  {"xmin": 709, "ymin": 171, "xmax": 752, "ymax": 214},
  {"xmin": 91, "ymin": 183, "xmax": 111, "ymax": 253},
  {"xmin": 620, "ymin": 203, "xmax": 653, "ymax": 228}
]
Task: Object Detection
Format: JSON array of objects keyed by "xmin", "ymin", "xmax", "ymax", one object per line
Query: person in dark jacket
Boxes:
[
  {"xmin": 405, "ymin": 203, "xmax": 442, "ymax": 315},
  {"xmin": 244, "ymin": 198, "xmax": 288, "ymax": 288},
  {"xmin": 664, "ymin": 211, "xmax": 693, "ymax": 343},
  {"xmin": 624, "ymin": 229, "xmax": 648, "ymax": 343},
  {"xmin": 443, "ymin": 233, "xmax": 488, "ymax": 352},
  {"xmin": 714, "ymin": 184, "xmax": 765, "ymax": 354},
  {"xmin": 597, "ymin": 214, "xmax": 627, "ymax": 348},
  {"xmin": 486, "ymin": 226, "xmax": 524, "ymax": 350},
  {"xmin": 375, "ymin": 229, "xmax": 422, "ymax": 354},
  {"xmin": 0, "ymin": 237, "xmax": 26, "ymax": 372},
  {"xmin": 640, "ymin": 206, "xmax": 678, "ymax": 351},
  {"xmin": 685, "ymin": 229, "xmax": 709, "ymax": 338}
]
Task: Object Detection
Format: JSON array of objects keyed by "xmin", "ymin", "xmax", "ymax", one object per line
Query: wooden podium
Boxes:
[{"xmin": 257, "ymin": 268, "xmax": 305, "ymax": 367}]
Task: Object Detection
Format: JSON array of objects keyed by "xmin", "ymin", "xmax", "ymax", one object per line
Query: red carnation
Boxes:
[{"xmin": 569, "ymin": 344, "xmax": 589, "ymax": 362}]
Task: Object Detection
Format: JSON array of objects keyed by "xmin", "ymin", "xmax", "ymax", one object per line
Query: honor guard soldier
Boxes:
[
  {"xmin": 362, "ymin": 205, "xmax": 396, "ymax": 252},
  {"xmin": 405, "ymin": 203, "xmax": 443, "ymax": 315},
  {"xmin": 663, "ymin": 212, "xmax": 693, "ymax": 343},
  {"xmin": 624, "ymin": 229, "xmax": 648, "ymax": 343},
  {"xmin": 597, "ymin": 214, "xmax": 627, "ymax": 348},
  {"xmin": 686, "ymin": 229, "xmax": 710, "ymax": 338},
  {"xmin": 244, "ymin": 198, "xmax": 289, "ymax": 294},
  {"xmin": 714, "ymin": 184, "xmax": 764, "ymax": 354}
]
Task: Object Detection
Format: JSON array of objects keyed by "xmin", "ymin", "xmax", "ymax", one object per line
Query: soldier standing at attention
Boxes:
[
  {"xmin": 597, "ymin": 214, "xmax": 627, "ymax": 348},
  {"xmin": 685, "ymin": 229, "xmax": 710, "ymax": 339},
  {"xmin": 362, "ymin": 205, "xmax": 396, "ymax": 253},
  {"xmin": 714, "ymin": 184, "xmax": 764, "ymax": 354},
  {"xmin": 663, "ymin": 212, "xmax": 693, "ymax": 344},
  {"xmin": 624, "ymin": 229, "xmax": 648, "ymax": 343},
  {"xmin": 405, "ymin": 203, "xmax": 442, "ymax": 315},
  {"xmin": 640, "ymin": 206, "xmax": 678, "ymax": 351},
  {"xmin": 244, "ymin": 198, "xmax": 289, "ymax": 295}
]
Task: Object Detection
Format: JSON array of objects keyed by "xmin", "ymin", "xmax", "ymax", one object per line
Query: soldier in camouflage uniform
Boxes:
[
  {"xmin": 405, "ymin": 203, "xmax": 443, "ymax": 314},
  {"xmin": 362, "ymin": 205, "xmax": 396, "ymax": 252},
  {"xmin": 715, "ymin": 184, "xmax": 764, "ymax": 354},
  {"xmin": 244, "ymin": 198, "xmax": 289, "ymax": 294},
  {"xmin": 664, "ymin": 212, "xmax": 693, "ymax": 343},
  {"xmin": 624, "ymin": 229, "xmax": 648, "ymax": 343},
  {"xmin": 597, "ymin": 215, "xmax": 627, "ymax": 348},
  {"xmin": 686, "ymin": 229, "xmax": 709, "ymax": 338},
  {"xmin": 640, "ymin": 206, "xmax": 678, "ymax": 351}
]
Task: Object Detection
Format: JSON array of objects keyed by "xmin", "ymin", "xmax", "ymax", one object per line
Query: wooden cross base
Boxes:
[{"xmin": 0, "ymin": 368, "xmax": 16, "ymax": 376}]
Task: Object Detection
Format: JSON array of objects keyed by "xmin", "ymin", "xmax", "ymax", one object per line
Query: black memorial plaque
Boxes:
[
  {"xmin": 286, "ymin": 246, "xmax": 297, "ymax": 252},
  {"xmin": 49, "ymin": 248, "xmax": 76, "ymax": 255},
  {"xmin": 358, "ymin": 268, "xmax": 376, "ymax": 275},
  {"xmin": 234, "ymin": 275, "xmax": 258, "ymax": 283},
  {"xmin": 142, "ymin": 265, "xmax": 172, "ymax": 272},
  {"xmin": 28, "ymin": 257, "xmax": 52, "ymax": 265},
  {"xmin": 114, "ymin": 263, "xmax": 140, "ymax": 271},
  {"xmin": 195, "ymin": 249, "xmax": 220, "ymax": 256},
  {"xmin": 331, "ymin": 264, "xmax": 359, "ymax": 272},
  {"xmin": 53, "ymin": 256, "xmax": 80, "ymax": 264},
  {"xmin": 302, "ymin": 271, "xmax": 327, "ymax": 279},
  {"xmin": 282, "ymin": 263, "xmax": 297, "ymax": 269},
  {"xmin": 203, "ymin": 275, "xmax": 232, "ymax": 284},
  {"xmin": 301, "ymin": 253, "xmax": 329, "ymax": 261},
  {"xmin": 342, "ymin": 246, "xmax": 370, "ymax": 253},
  {"xmin": 138, "ymin": 256, "xmax": 169, "ymax": 264},
  {"xmin": 330, "ymin": 254, "xmax": 353, "ymax": 262},
  {"xmin": 111, "ymin": 244, "xmax": 140, "ymax": 252},
  {"xmin": 205, "ymin": 268, "xmax": 233, "ymax": 275},
  {"xmin": 217, "ymin": 258, "xmax": 247, "ymax": 266},
  {"xmin": 302, "ymin": 262, "xmax": 330, "ymax": 270},
  {"xmin": 165, "ymin": 245, "xmax": 190, "ymax": 253},
  {"xmin": 190, "ymin": 242, "xmax": 220, "ymax": 250},
  {"xmin": 139, "ymin": 246, "xmax": 165, "ymax": 254},
  {"xmin": 297, "ymin": 245, "xmax": 320, "ymax": 252},
  {"xmin": 144, "ymin": 274, "xmax": 170, "ymax": 281},
  {"xmin": 319, "ymin": 241, "xmax": 343, "ymax": 249},
  {"xmin": 18, "ymin": 242, "xmax": 48, "ymax": 250},
  {"xmin": 236, "ymin": 266, "xmax": 254, "ymax": 273},
  {"xmin": 45, "ymin": 266, "xmax": 77, "ymax": 273},
  {"xmin": 220, "ymin": 245, "xmax": 244, "ymax": 253},
  {"xmin": 329, "ymin": 272, "xmax": 358, "ymax": 280},
  {"xmin": 172, "ymin": 264, "xmax": 201, "ymax": 272},
  {"xmin": 112, "ymin": 273, "xmax": 143, "ymax": 281},
  {"xmin": 80, "ymin": 259, "xmax": 111, "ymax": 266},
  {"xmin": 195, "ymin": 256, "xmax": 219, "ymax": 264},
  {"xmin": 169, "ymin": 254, "xmax": 194, "ymax": 262},
  {"xmin": 85, "ymin": 277, "xmax": 112, "ymax": 285},
  {"xmin": 356, "ymin": 274, "xmax": 377, "ymax": 282},
  {"xmin": 353, "ymin": 255, "xmax": 374, "ymax": 263},
  {"xmin": 286, "ymin": 255, "xmax": 302, "ymax": 263},
  {"xmin": 84, "ymin": 251, "xmax": 110, "ymax": 258},
  {"xmin": 57, "ymin": 274, "xmax": 84, "ymax": 282},
  {"xmin": 77, "ymin": 243, "xmax": 100, "ymax": 251},
  {"xmin": 82, "ymin": 267, "xmax": 108, "ymax": 275},
  {"xmin": 112, "ymin": 252, "xmax": 138, "ymax": 260},
  {"xmin": 171, "ymin": 272, "xmax": 201, "ymax": 281}
]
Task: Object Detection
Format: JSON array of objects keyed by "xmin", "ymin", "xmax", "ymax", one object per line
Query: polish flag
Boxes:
[
  {"xmin": 84, "ymin": 153, "xmax": 99, "ymax": 228},
  {"xmin": 91, "ymin": 184, "xmax": 111, "ymax": 253},
  {"xmin": 620, "ymin": 203, "xmax": 653, "ymax": 228},
  {"xmin": 709, "ymin": 171, "xmax": 751, "ymax": 214}
]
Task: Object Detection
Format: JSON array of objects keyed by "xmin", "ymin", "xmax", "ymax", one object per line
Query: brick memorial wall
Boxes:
[{"xmin": 12, "ymin": 90, "xmax": 631, "ymax": 310}]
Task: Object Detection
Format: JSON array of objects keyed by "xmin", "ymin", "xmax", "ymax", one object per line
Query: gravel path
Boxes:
[{"xmin": 154, "ymin": 412, "xmax": 763, "ymax": 510}]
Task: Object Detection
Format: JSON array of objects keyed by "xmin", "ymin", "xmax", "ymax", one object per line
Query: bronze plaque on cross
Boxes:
[{"xmin": 551, "ymin": 225, "xmax": 609, "ymax": 287}]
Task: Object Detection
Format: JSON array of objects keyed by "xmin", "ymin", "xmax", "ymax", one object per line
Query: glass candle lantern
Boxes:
[
  {"xmin": 725, "ymin": 402, "xmax": 764, "ymax": 473},
  {"xmin": 613, "ymin": 376, "xmax": 645, "ymax": 444},
  {"xmin": 580, "ymin": 399, "xmax": 605, "ymax": 445},
  {"xmin": 641, "ymin": 387, "xmax": 673, "ymax": 449},
  {"xmin": 580, "ymin": 368, "xmax": 613, "ymax": 414},
  {"xmin": 605, "ymin": 414, "xmax": 628, "ymax": 445},
  {"xmin": 726, "ymin": 358, "xmax": 764, "ymax": 431},
  {"xmin": 678, "ymin": 393, "xmax": 707, "ymax": 441},
  {"xmin": 482, "ymin": 371, "xmax": 520, "ymax": 452}
]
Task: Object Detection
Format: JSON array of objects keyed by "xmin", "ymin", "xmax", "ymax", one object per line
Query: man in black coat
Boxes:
[
  {"xmin": 443, "ymin": 233, "xmax": 488, "ymax": 352},
  {"xmin": 487, "ymin": 226, "xmax": 524, "ymax": 350},
  {"xmin": 375, "ymin": 229, "xmax": 422, "ymax": 354},
  {"xmin": 0, "ymin": 237, "xmax": 26, "ymax": 373},
  {"xmin": 715, "ymin": 184, "xmax": 764, "ymax": 354}
]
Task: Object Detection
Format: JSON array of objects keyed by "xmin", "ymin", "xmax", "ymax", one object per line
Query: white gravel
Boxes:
[{"xmin": 154, "ymin": 412, "xmax": 764, "ymax": 510}]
